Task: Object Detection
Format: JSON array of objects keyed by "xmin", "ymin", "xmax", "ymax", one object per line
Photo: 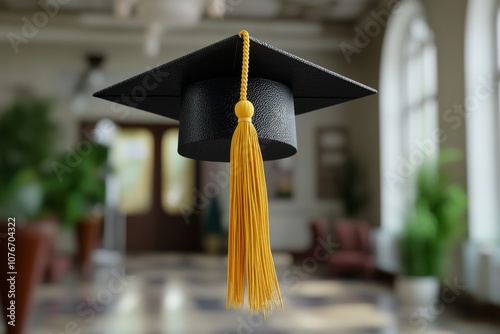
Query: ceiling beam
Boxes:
[{"xmin": 0, "ymin": 15, "xmax": 351, "ymax": 52}]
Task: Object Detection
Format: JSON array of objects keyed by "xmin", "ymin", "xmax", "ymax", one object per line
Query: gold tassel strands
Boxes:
[{"xmin": 226, "ymin": 30, "xmax": 283, "ymax": 317}]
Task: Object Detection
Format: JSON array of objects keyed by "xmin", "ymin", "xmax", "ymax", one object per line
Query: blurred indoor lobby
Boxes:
[{"xmin": 1, "ymin": 0, "xmax": 500, "ymax": 334}]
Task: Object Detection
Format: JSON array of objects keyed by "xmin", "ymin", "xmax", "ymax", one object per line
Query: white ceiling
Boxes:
[
  {"xmin": 0, "ymin": 0, "xmax": 379, "ymax": 55},
  {"xmin": 0, "ymin": 0, "xmax": 376, "ymax": 22}
]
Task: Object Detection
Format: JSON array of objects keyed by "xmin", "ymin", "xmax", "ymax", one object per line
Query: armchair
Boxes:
[{"xmin": 328, "ymin": 220, "xmax": 374, "ymax": 278}]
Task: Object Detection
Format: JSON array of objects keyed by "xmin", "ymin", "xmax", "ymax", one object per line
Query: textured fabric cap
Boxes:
[{"xmin": 93, "ymin": 34, "xmax": 376, "ymax": 118}]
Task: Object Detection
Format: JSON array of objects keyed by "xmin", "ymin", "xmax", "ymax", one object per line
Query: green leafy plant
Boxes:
[
  {"xmin": 400, "ymin": 149, "xmax": 467, "ymax": 277},
  {"xmin": 43, "ymin": 143, "xmax": 108, "ymax": 229},
  {"xmin": 0, "ymin": 98, "xmax": 59, "ymax": 220}
]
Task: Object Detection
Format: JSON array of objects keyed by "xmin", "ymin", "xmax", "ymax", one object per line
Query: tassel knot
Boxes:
[{"xmin": 235, "ymin": 100, "xmax": 254, "ymax": 122}]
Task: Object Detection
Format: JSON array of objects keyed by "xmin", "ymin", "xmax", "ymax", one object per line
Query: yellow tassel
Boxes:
[{"xmin": 226, "ymin": 30, "xmax": 283, "ymax": 317}]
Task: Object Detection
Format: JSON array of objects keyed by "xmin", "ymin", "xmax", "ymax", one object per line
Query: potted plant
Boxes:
[
  {"xmin": 395, "ymin": 150, "xmax": 467, "ymax": 307},
  {"xmin": 44, "ymin": 142, "xmax": 108, "ymax": 275},
  {"xmin": 0, "ymin": 98, "xmax": 59, "ymax": 334}
]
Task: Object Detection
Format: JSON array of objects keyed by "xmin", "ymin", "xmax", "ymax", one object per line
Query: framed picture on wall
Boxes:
[
  {"xmin": 264, "ymin": 156, "xmax": 295, "ymax": 199},
  {"xmin": 316, "ymin": 127, "xmax": 348, "ymax": 199}
]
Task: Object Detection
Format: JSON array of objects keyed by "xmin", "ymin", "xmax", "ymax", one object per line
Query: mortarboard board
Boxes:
[
  {"xmin": 93, "ymin": 31, "xmax": 376, "ymax": 317},
  {"xmin": 93, "ymin": 33, "xmax": 376, "ymax": 162}
]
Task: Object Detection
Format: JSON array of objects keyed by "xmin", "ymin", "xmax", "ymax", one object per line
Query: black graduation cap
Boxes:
[{"xmin": 93, "ymin": 34, "xmax": 376, "ymax": 162}]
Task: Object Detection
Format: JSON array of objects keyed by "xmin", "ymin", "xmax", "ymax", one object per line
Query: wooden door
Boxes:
[{"xmin": 81, "ymin": 122, "xmax": 201, "ymax": 253}]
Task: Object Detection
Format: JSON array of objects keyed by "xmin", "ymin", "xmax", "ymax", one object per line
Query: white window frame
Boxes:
[
  {"xmin": 379, "ymin": 0, "xmax": 438, "ymax": 234},
  {"xmin": 465, "ymin": 0, "xmax": 500, "ymax": 242}
]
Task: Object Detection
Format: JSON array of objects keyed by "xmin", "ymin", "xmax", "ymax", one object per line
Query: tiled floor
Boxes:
[{"xmin": 7, "ymin": 254, "xmax": 500, "ymax": 334}]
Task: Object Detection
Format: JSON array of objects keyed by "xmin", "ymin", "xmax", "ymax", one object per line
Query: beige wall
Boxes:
[
  {"xmin": 335, "ymin": 2, "xmax": 387, "ymax": 227},
  {"xmin": 422, "ymin": 0, "xmax": 468, "ymax": 187}
]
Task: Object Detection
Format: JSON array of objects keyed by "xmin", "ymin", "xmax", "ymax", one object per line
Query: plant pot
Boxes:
[
  {"xmin": 44, "ymin": 224, "xmax": 73, "ymax": 283},
  {"xmin": 0, "ymin": 219, "xmax": 54, "ymax": 334},
  {"xmin": 76, "ymin": 216, "xmax": 102, "ymax": 275},
  {"xmin": 395, "ymin": 276, "xmax": 440, "ymax": 307}
]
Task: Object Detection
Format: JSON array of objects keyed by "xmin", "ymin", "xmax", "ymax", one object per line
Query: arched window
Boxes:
[
  {"xmin": 379, "ymin": 0, "xmax": 438, "ymax": 233},
  {"xmin": 465, "ymin": 0, "xmax": 500, "ymax": 242}
]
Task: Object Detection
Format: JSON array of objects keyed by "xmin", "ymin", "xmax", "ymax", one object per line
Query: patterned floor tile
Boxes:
[{"xmin": 13, "ymin": 254, "xmax": 500, "ymax": 334}]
